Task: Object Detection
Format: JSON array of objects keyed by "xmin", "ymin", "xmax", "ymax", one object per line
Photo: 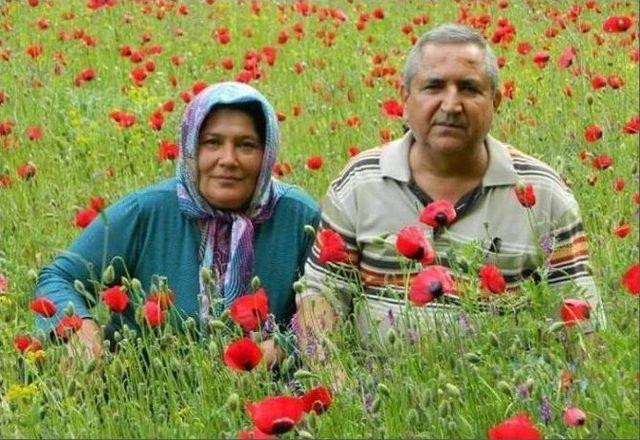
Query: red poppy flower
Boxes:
[
  {"xmin": 479, "ymin": 264, "xmax": 506, "ymax": 294},
  {"xmin": 532, "ymin": 51, "xmax": 550, "ymax": 67},
  {"xmin": 237, "ymin": 428, "xmax": 275, "ymax": 440},
  {"xmin": 301, "ymin": 386, "xmax": 333, "ymax": 414},
  {"xmin": 502, "ymin": 81, "xmax": 515, "ymax": 100},
  {"xmin": 192, "ymin": 81, "xmax": 208, "ymax": 96},
  {"xmin": 607, "ymin": 75, "xmax": 624, "ymax": 89},
  {"xmin": 55, "ymin": 314, "xmax": 83, "ymax": 339},
  {"xmin": 109, "ymin": 110, "xmax": 136, "ymax": 128},
  {"xmin": 230, "ymin": 288, "xmax": 270, "ymax": 332},
  {"xmin": 488, "ymin": 413, "xmax": 542, "ymax": 440},
  {"xmin": 17, "ymin": 162, "xmax": 37, "ymax": 180},
  {"xmin": 347, "ymin": 146, "xmax": 360, "ymax": 157},
  {"xmin": 306, "ymin": 155, "xmax": 323, "ymax": 170},
  {"xmin": 0, "ymin": 273, "xmax": 8, "ymax": 293},
  {"xmin": 14, "ymin": 335, "xmax": 42, "ymax": 354},
  {"xmin": 0, "ymin": 174, "xmax": 12, "ymax": 188},
  {"xmin": 622, "ymin": 115, "xmax": 639, "ymax": 134},
  {"xmin": 26, "ymin": 126, "xmax": 43, "ymax": 141},
  {"xmin": 409, "ymin": 265, "xmax": 455, "ymax": 306},
  {"xmin": 223, "ymin": 338, "xmax": 263, "ymax": 371},
  {"xmin": 131, "ymin": 67, "xmax": 148, "ymax": 86},
  {"xmin": 560, "ymin": 298, "xmax": 591, "ymax": 327},
  {"xmin": 179, "ymin": 91, "xmax": 192, "ymax": 103},
  {"xmin": 419, "ymin": 200, "xmax": 457, "ymax": 228},
  {"xmin": 74, "ymin": 208, "xmax": 98, "ymax": 228},
  {"xmin": 591, "ymin": 75, "xmax": 607, "ymax": 90},
  {"xmin": 26, "ymin": 43, "xmax": 43, "ymax": 59},
  {"xmin": 149, "ymin": 110, "xmax": 164, "ymax": 131},
  {"xmin": 171, "ymin": 55, "xmax": 185, "ymax": 66},
  {"xmin": 563, "ymin": 407, "xmax": 586, "ymax": 426},
  {"xmin": 517, "ymin": 42, "xmax": 532, "ymax": 55},
  {"xmin": 246, "ymin": 396, "xmax": 305, "ymax": 435},
  {"xmin": 615, "ymin": 223, "xmax": 631, "ymax": 238},
  {"xmin": 381, "ymin": 99, "xmax": 404, "ymax": 118},
  {"xmin": 0, "ymin": 91, "xmax": 7, "ymax": 105},
  {"xmin": 621, "ymin": 263, "xmax": 639, "ymax": 295},
  {"xmin": 602, "ymin": 16, "xmax": 632, "ymax": 33},
  {"xmin": 89, "ymin": 196, "xmax": 105, "ymax": 212},
  {"xmin": 592, "ymin": 154, "xmax": 613, "ymax": 170},
  {"xmin": 162, "ymin": 100, "xmax": 175, "ymax": 113},
  {"xmin": 372, "ymin": 7, "xmax": 385, "ymax": 19},
  {"xmin": 147, "ymin": 289, "xmax": 175, "ymax": 310},
  {"xmin": 30, "ymin": 297, "xmax": 57, "ymax": 317},
  {"xmin": 395, "ymin": 225, "xmax": 435, "ymax": 264},
  {"xmin": 514, "ymin": 182, "xmax": 536, "ymax": 208},
  {"xmin": 144, "ymin": 59, "xmax": 156, "ymax": 72},
  {"xmin": 614, "ymin": 178, "xmax": 626, "ymax": 191},
  {"xmin": 142, "ymin": 300, "xmax": 165, "ymax": 327},
  {"xmin": 157, "ymin": 139, "xmax": 179, "ymax": 161},
  {"xmin": 584, "ymin": 124, "xmax": 602, "ymax": 143},
  {"xmin": 317, "ymin": 229, "xmax": 349, "ymax": 264},
  {"xmin": 262, "ymin": 46, "xmax": 277, "ymax": 65},
  {"xmin": 101, "ymin": 285, "xmax": 129, "ymax": 313},
  {"xmin": 558, "ymin": 47, "xmax": 576, "ymax": 68},
  {"xmin": 0, "ymin": 119, "xmax": 13, "ymax": 136}
]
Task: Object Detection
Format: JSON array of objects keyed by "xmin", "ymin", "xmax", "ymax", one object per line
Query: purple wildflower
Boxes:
[
  {"xmin": 540, "ymin": 395, "xmax": 553, "ymax": 425},
  {"xmin": 517, "ymin": 383, "xmax": 530, "ymax": 399},
  {"xmin": 406, "ymin": 328, "xmax": 418, "ymax": 345}
]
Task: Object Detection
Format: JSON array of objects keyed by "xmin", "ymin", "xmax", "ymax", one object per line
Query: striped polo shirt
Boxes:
[{"xmin": 302, "ymin": 132, "xmax": 604, "ymax": 343}]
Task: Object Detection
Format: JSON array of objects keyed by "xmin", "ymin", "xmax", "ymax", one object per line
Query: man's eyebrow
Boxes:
[{"xmin": 458, "ymin": 78, "xmax": 483, "ymax": 87}]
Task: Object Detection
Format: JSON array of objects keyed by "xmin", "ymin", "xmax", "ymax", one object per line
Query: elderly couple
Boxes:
[{"xmin": 36, "ymin": 25, "xmax": 604, "ymax": 365}]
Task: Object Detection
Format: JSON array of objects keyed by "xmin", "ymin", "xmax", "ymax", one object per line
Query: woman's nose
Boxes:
[{"xmin": 218, "ymin": 143, "xmax": 238, "ymax": 165}]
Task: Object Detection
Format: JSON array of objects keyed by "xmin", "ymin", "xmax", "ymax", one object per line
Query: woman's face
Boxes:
[{"xmin": 197, "ymin": 108, "xmax": 264, "ymax": 210}]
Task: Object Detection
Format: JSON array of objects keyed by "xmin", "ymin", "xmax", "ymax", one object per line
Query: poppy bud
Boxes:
[
  {"xmin": 101, "ymin": 265, "xmax": 115, "ymax": 284},
  {"xmin": 27, "ymin": 269, "xmax": 38, "ymax": 283},
  {"xmin": 200, "ymin": 267, "xmax": 212, "ymax": 284},
  {"xmin": 386, "ymin": 328, "xmax": 397, "ymax": 345},
  {"xmin": 64, "ymin": 303, "xmax": 75, "ymax": 316},
  {"xmin": 130, "ymin": 278, "xmax": 142, "ymax": 293},
  {"xmin": 377, "ymin": 383, "xmax": 391, "ymax": 397},
  {"xmin": 113, "ymin": 331, "xmax": 122, "ymax": 342},
  {"xmin": 464, "ymin": 352, "xmax": 481, "ymax": 363},
  {"xmin": 586, "ymin": 93, "xmax": 594, "ymax": 105},
  {"xmin": 438, "ymin": 400, "xmax": 451, "ymax": 418},
  {"xmin": 251, "ymin": 276, "xmax": 261, "ymax": 292},
  {"xmin": 547, "ymin": 321, "xmax": 566, "ymax": 333},
  {"xmin": 83, "ymin": 359, "xmax": 97, "ymax": 375},
  {"xmin": 74, "ymin": 279, "xmax": 87, "ymax": 294},
  {"xmin": 298, "ymin": 430, "xmax": 314, "ymax": 439},
  {"xmin": 120, "ymin": 277, "xmax": 130, "ymax": 289},
  {"xmin": 304, "ymin": 224, "xmax": 316, "ymax": 236},
  {"xmin": 294, "ymin": 369, "xmax": 318, "ymax": 380},
  {"xmin": 226, "ymin": 393, "xmax": 240, "ymax": 412},
  {"xmin": 445, "ymin": 383, "xmax": 461, "ymax": 399},
  {"xmin": 497, "ymin": 380, "xmax": 512, "ymax": 395},
  {"xmin": 292, "ymin": 281, "xmax": 304, "ymax": 293},
  {"xmin": 208, "ymin": 320, "xmax": 226, "ymax": 331}
]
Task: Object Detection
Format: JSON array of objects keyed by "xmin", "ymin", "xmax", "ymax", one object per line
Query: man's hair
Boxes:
[
  {"xmin": 201, "ymin": 101, "xmax": 267, "ymax": 146},
  {"xmin": 402, "ymin": 24, "xmax": 500, "ymax": 94}
]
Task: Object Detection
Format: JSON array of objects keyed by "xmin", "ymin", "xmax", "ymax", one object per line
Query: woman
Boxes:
[{"xmin": 35, "ymin": 82, "xmax": 320, "ymax": 364}]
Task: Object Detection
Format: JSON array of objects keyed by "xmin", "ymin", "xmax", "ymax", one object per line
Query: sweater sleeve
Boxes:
[{"xmin": 35, "ymin": 192, "xmax": 143, "ymax": 334}]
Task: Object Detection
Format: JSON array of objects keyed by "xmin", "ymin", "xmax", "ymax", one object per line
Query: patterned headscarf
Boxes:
[{"xmin": 176, "ymin": 82, "xmax": 286, "ymax": 320}]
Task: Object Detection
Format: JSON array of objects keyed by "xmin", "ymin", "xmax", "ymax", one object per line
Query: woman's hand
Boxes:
[
  {"xmin": 61, "ymin": 319, "xmax": 104, "ymax": 374},
  {"xmin": 258, "ymin": 338, "xmax": 285, "ymax": 369}
]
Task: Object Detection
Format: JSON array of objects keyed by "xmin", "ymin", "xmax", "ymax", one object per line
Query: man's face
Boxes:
[{"xmin": 402, "ymin": 43, "xmax": 501, "ymax": 155}]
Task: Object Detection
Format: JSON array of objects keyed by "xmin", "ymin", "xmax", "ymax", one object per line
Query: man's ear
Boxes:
[
  {"xmin": 492, "ymin": 88, "xmax": 502, "ymax": 111},
  {"xmin": 401, "ymin": 85, "xmax": 410, "ymax": 119}
]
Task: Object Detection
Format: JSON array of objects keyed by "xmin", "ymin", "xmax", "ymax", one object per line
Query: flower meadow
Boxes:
[{"xmin": 0, "ymin": 0, "xmax": 639, "ymax": 438}]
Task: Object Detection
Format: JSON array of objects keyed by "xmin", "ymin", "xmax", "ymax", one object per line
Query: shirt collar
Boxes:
[{"xmin": 380, "ymin": 132, "xmax": 519, "ymax": 187}]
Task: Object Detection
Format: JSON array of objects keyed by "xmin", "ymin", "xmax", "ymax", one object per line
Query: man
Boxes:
[{"xmin": 296, "ymin": 24, "xmax": 604, "ymax": 351}]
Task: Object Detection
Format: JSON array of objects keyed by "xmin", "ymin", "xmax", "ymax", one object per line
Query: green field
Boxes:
[{"xmin": 0, "ymin": 0, "xmax": 638, "ymax": 438}]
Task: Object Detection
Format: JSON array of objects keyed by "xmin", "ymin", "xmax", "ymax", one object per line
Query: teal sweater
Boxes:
[{"xmin": 36, "ymin": 178, "xmax": 320, "ymax": 335}]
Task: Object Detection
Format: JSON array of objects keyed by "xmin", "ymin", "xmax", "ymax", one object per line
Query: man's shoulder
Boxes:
[
  {"xmin": 498, "ymin": 142, "xmax": 570, "ymax": 191},
  {"xmin": 329, "ymin": 146, "xmax": 385, "ymax": 190}
]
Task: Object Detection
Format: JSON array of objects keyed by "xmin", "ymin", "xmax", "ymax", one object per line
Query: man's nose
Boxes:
[{"xmin": 440, "ymin": 87, "xmax": 463, "ymax": 113}]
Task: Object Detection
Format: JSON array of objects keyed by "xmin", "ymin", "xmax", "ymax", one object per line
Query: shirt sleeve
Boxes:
[
  {"xmin": 301, "ymin": 183, "xmax": 362, "ymax": 319},
  {"xmin": 34, "ymin": 192, "xmax": 143, "ymax": 334},
  {"xmin": 545, "ymin": 197, "xmax": 606, "ymax": 331}
]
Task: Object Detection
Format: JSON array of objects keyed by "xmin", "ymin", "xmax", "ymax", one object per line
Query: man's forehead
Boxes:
[{"xmin": 414, "ymin": 43, "xmax": 489, "ymax": 79}]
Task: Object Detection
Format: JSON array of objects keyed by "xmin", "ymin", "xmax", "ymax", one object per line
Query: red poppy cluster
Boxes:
[{"xmin": 74, "ymin": 195, "xmax": 106, "ymax": 229}]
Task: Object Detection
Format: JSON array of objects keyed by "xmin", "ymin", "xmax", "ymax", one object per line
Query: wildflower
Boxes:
[
  {"xmin": 514, "ymin": 182, "xmax": 536, "ymax": 207},
  {"xmin": 0, "ymin": 273, "xmax": 7, "ymax": 293},
  {"xmin": 149, "ymin": 110, "xmax": 164, "ymax": 131},
  {"xmin": 584, "ymin": 125, "xmax": 602, "ymax": 143},
  {"xmin": 89, "ymin": 196, "xmax": 105, "ymax": 212},
  {"xmin": 192, "ymin": 81, "xmax": 208, "ymax": 96},
  {"xmin": 0, "ymin": 119, "xmax": 13, "ymax": 135},
  {"xmin": 109, "ymin": 110, "xmax": 136, "ymax": 128},
  {"xmin": 5, "ymin": 384, "xmax": 38, "ymax": 403},
  {"xmin": 14, "ymin": 335, "xmax": 42, "ymax": 354},
  {"xmin": 517, "ymin": 42, "xmax": 532, "ymax": 55},
  {"xmin": 614, "ymin": 178, "xmax": 626, "ymax": 191},
  {"xmin": 622, "ymin": 115, "xmax": 639, "ymax": 134},
  {"xmin": 301, "ymin": 386, "xmax": 333, "ymax": 414},
  {"xmin": 621, "ymin": 263, "xmax": 639, "ymax": 295},
  {"xmin": 419, "ymin": 200, "xmax": 457, "ymax": 228},
  {"xmin": 395, "ymin": 225, "xmax": 435, "ymax": 264},
  {"xmin": 558, "ymin": 47, "xmax": 576, "ymax": 68},
  {"xmin": 305, "ymin": 155, "xmax": 323, "ymax": 170},
  {"xmin": 560, "ymin": 299, "xmax": 591, "ymax": 327},
  {"xmin": 130, "ymin": 67, "xmax": 148, "ymax": 86},
  {"xmin": 101, "ymin": 285, "xmax": 129, "ymax": 313},
  {"xmin": 372, "ymin": 7, "xmax": 385, "ymax": 19},
  {"xmin": 409, "ymin": 265, "xmax": 455, "ymax": 306},
  {"xmin": 479, "ymin": 264, "xmax": 506, "ymax": 294},
  {"xmin": 26, "ymin": 126, "xmax": 43, "ymax": 141},
  {"xmin": 316, "ymin": 229, "xmax": 349, "ymax": 264},
  {"xmin": 224, "ymin": 338, "xmax": 263, "ymax": 371},
  {"xmin": 563, "ymin": 407, "xmax": 586, "ymax": 426},
  {"xmin": 607, "ymin": 75, "xmax": 624, "ymax": 89},
  {"xmin": 30, "ymin": 297, "xmax": 57, "ymax": 317},
  {"xmin": 142, "ymin": 300, "xmax": 165, "ymax": 327},
  {"xmin": 347, "ymin": 146, "xmax": 360, "ymax": 157},
  {"xmin": 488, "ymin": 412, "xmax": 542, "ymax": 440},
  {"xmin": 614, "ymin": 223, "xmax": 631, "ymax": 238},
  {"xmin": 246, "ymin": 396, "xmax": 305, "ymax": 435},
  {"xmin": 26, "ymin": 43, "xmax": 43, "ymax": 59},
  {"xmin": 74, "ymin": 208, "xmax": 98, "ymax": 228},
  {"xmin": 17, "ymin": 162, "xmax": 37, "ymax": 180},
  {"xmin": 147, "ymin": 289, "xmax": 175, "ymax": 309},
  {"xmin": 381, "ymin": 99, "xmax": 404, "ymax": 118},
  {"xmin": 162, "ymin": 100, "xmax": 175, "ymax": 113},
  {"xmin": 55, "ymin": 314, "xmax": 83, "ymax": 339},
  {"xmin": 539, "ymin": 396, "xmax": 552, "ymax": 425},
  {"xmin": 602, "ymin": 16, "xmax": 632, "ymax": 33},
  {"xmin": 532, "ymin": 51, "xmax": 550, "ymax": 68},
  {"xmin": 591, "ymin": 75, "xmax": 607, "ymax": 90},
  {"xmin": 592, "ymin": 154, "xmax": 613, "ymax": 170},
  {"xmin": 230, "ymin": 288, "xmax": 269, "ymax": 332}
]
